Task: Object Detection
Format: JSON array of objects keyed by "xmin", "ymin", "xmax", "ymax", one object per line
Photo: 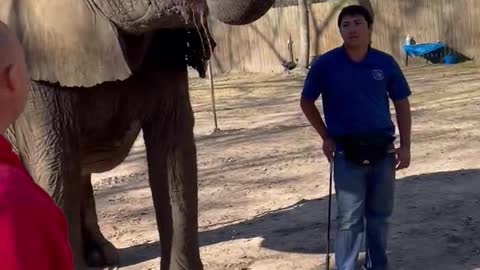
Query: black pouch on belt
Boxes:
[{"xmin": 335, "ymin": 134, "xmax": 395, "ymax": 166}]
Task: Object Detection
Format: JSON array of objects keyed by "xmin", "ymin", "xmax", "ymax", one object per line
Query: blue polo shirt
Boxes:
[{"xmin": 302, "ymin": 46, "xmax": 411, "ymax": 138}]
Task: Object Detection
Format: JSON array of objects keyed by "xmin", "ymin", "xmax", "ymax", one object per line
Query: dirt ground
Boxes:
[{"xmin": 91, "ymin": 62, "xmax": 480, "ymax": 270}]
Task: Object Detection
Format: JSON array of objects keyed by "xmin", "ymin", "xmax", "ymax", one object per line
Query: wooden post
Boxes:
[
  {"xmin": 208, "ymin": 61, "xmax": 219, "ymax": 133},
  {"xmin": 298, "ymin": 0, "xmax": 310, "ymax": 69},
  {"xmin": 288, "ymin": 34, "xmax": 294, "ymax": 63}
]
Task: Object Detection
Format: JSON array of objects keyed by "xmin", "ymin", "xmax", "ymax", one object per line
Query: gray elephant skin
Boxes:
[{"xmin": 0, "ymin": 0, "xmax": 274, "ymax": 269}]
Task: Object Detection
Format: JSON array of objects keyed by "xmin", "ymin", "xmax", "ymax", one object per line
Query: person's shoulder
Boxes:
[
  {"xmin": 369, "ymin": 48, "xmax": 399, "ymax": 66},
  {"xmin": 0, "ymin": 169, "xmax": 29, "ymax": 206},
  {"xmin": 316, "ymin": 47, "xmax": 344, "ymax": 62},
  {"xmin": 310, "ymin": 47, "xmax": 344, "ymax": 69},
  {"xmin": 0, "ymin": 165, "xmax": 49, "ymax": 207}
]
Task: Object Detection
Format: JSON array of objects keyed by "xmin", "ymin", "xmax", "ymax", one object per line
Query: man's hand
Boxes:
[
  {"xmin": 323, "ymin": 137, "xmax": 336, "ymax": 162},
  {"xmin": 395, "ymin": 146, "xmax": 410, "ymax": 170}
]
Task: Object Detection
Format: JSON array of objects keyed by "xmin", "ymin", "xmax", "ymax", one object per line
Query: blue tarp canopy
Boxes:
[{"xmin": 402, "ymin": 42, "xmax": 447, "ymax": 57}]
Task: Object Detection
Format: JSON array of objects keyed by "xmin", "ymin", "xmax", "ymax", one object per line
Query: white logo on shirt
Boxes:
[{"xmin": 372, "ymin": 69, "xmax": 384, "ymax": 80}]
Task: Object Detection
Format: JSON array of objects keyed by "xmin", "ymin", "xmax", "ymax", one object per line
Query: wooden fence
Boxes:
[{"xmin": 207, "ymin": 0, "xmax": 480, "ymax": 74}]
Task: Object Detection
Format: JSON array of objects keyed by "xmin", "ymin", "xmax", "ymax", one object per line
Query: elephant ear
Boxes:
[{"xmin": 0, "ymin": 0, "xmax": 131, "ymax": 87}]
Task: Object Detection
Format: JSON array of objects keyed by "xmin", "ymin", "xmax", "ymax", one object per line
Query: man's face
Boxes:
[
  {"xmin": 13, "ymin": 52, "xmax": 30, "ymax": 117},
  {"xmin": 339, "ymin": 14, "xmax": 372, "ymax": 48},
  {"xmin": 5, "ymin": 48, "xmax": 30, "ymax": 119},
  {"xmin": 0, "ymin": 24, "xmax": 31, "ymax": 125}
]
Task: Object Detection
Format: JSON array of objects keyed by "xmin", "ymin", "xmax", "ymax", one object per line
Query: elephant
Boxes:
[{"xmin": 0, "ymin": 0, "xmax": 275, "ymax": 269}]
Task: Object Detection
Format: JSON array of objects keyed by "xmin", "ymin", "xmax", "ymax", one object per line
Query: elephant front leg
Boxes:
[
  {"xmin": 142, "ymin": 72, "xmax": 203, "ymax": 270},
  {"xmin": 81, "ymin": 174, "xmax": 119, "ymax": 267},
  {"xmin": 12, "ymin": 83, "xmax": 86, "ymax": 269}
]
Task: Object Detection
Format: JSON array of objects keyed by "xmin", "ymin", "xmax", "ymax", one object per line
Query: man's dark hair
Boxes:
[{"xmin": 337, "ymin": 5, "xmax": 373, "ymax": 28}]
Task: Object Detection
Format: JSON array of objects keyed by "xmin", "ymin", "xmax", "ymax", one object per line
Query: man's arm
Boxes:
[
  {"xmin": 393, "ymin": 98, "xmax": 411, "ymax": 150},
  {"xmin": 0, "ymin": 203, "xmax": 74, "ymax": 270},
  {"xmin": 300, "ymin": 97, "xmax": 329, "ymax": 140},
  {"xmin": 0, "ymin": 205, "xmax": 48, "ymax": 269},
  {"xmin": 387, "ymin": 57, "xmax": 412, "ymax": 170},
  {"xmin": 300, "ymin": 58, "xmax": 336, "ymax": 161},
  {"xmin": 393, "ymin": 98, "xmax": 411, "ymax": 170},
  {"xmin": 300, "ymin": 97, "xmax": 335, "ymax": 161}
]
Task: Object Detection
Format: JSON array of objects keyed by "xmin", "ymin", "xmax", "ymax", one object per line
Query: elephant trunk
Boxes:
[{"xmin": 206, "ymin": 0, "xmax": 275, "ymax": 25}]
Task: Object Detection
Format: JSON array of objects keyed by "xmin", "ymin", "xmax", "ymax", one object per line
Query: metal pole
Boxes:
[
  {"xmin": 326, "ymin": 158, "xmax": 334, "ymax": 270},
  {"xmin": 208, "ymin": 60, "xmax": 219, "ymax": 133}
]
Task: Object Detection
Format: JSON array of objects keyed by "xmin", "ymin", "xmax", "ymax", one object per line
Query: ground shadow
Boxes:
[{"xmin": 118, "ymin": 169, "xmax": 480, "ymax": 269}]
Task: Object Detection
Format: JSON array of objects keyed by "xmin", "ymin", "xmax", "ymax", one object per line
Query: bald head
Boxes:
[{"xmin": 0, "ymin": 21, "xmax": 30, "ymax": 134}]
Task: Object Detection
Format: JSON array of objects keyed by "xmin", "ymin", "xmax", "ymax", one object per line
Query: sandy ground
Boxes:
[{"xmin": 91, "ymin": 62, "xmax": 480, "ymax": 270}]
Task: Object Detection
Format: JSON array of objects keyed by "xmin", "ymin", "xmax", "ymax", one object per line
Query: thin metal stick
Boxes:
[{"xmin": 326, "ymin": 158, "xmax": 334, "ymax": 270}]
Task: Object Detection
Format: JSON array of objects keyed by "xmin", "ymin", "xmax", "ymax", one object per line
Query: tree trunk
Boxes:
[{"xmin": 298, "ymin": 0, "xmax": 310, "ymax": 68}]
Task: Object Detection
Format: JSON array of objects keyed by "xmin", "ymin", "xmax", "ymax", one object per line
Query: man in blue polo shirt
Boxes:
[{"xmin": 300, "ymin": 5, "xmax": 412, "ymax": 270}]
